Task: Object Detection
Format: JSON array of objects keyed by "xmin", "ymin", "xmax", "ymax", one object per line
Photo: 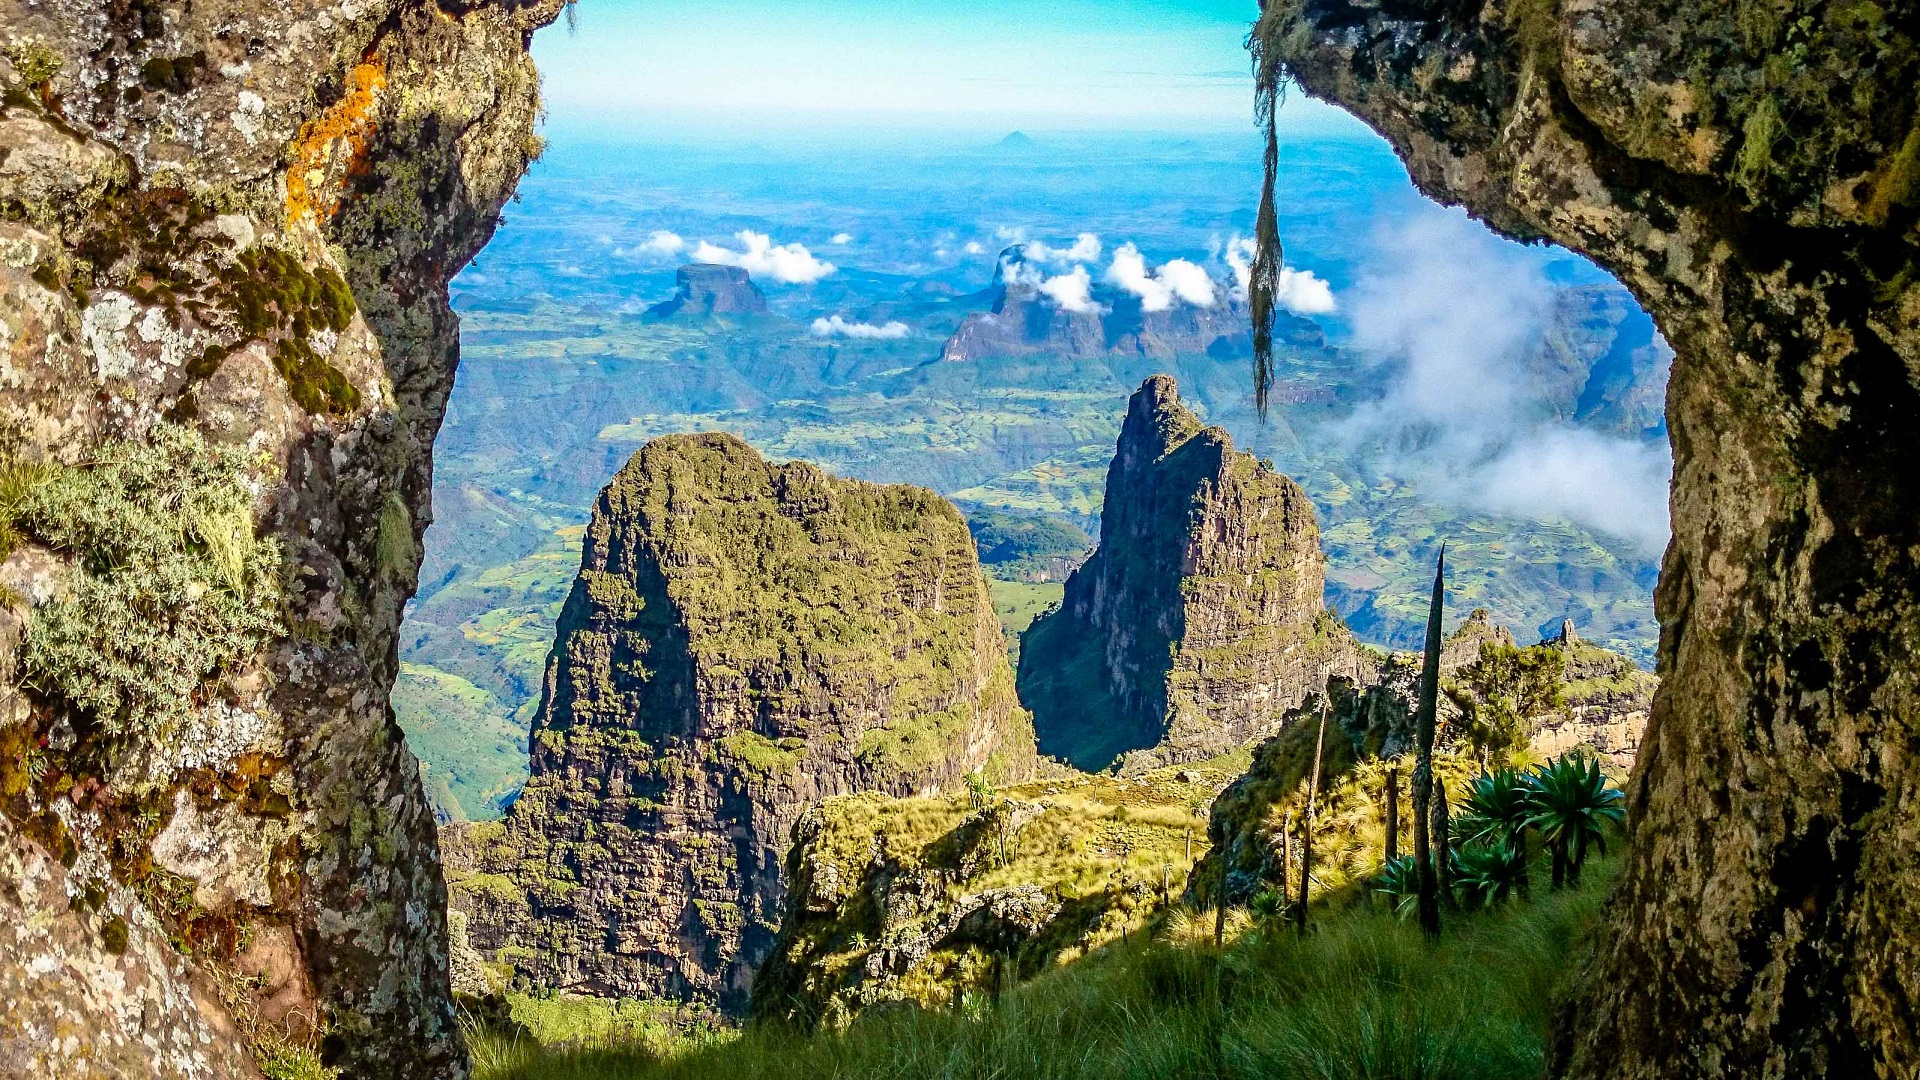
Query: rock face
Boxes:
[
  {"xmin": 1263, "ymin": 2, "xmax": 1920, "ymax": 1074},
  {"xmin": 646, "ymin": 263, "xmax": 769, "ymax": 318},
  {"xmin": 1018, "ymin": 375, "xmax": 1362, "ymax": 772},
  {"xmin": 0, "ymin": 3, "xmax": 559, "ymax": 1077},
  {"xmin": 939, "ymin": 247, "xmax": 1323, "ymax": 363},
  {"xmin": 451, "ymin": 434, "xmax": 1036, "ymax": 1013}
]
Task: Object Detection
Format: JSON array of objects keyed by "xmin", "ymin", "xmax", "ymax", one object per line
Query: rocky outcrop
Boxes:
[
  {"xmin": 1018, "ymin": 375, "xmax": 1364, "ymax": 772},
  {"xmin": 450, "ymin": 434, "xmax": 1036, "ymax": 1014},
  {"xmin": 753, "ymin": 762, "xmax": 1236, "ymax": 1030},
  {"xmin": 0, "ymin": 3, "xmax": 559, "ymax": 1076},
  {"xmin": 1527, "ymin": 621, "xmax": 1656, "ymax": 772},
  {"xmin": 1262, "ymin": 5, "xmax": 1919, "ymax": 1072},
  {"xmin": 646, "ymin": 263, "xmax": 768, "ymax": 319},
  {"xmin": 1191, "ymin": 620, "xmax": 1652, "ymax": 908},
  {"xmin": 938, "ymin": 247, "xmax": 1323, "ymax": 363}
]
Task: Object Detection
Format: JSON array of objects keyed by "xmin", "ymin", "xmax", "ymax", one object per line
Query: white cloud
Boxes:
[
  {"xmin": 642, "ymin": 230, "xmax": 686, "ymax": 256},
  {"xmin": 830, "ymin": 233, "xmax": 854, "ymax": 245},
  {"xmin": 1337, "ymin": 208, "xmax": 1672, "ymax": 554},
  {"xmin": 1471, "ymin": 429, "xmax": 1673, "ymax": 555},
  {"xmin": 1024, "ymin": 233, "xmax": 1102, "ymax": 264},
  {"xmin": 1273, "ymin": 269, "xmax": 1336, "ymax": 315},
  {"xmin": 811, "ymin": 315, "xmax": 911, "ymax": 339},
  {"xmin": 1225, "ymin": 235, "xmax": 1336, "ymax": 314},
  {"xmin": 1036, "ymin": 265, "xmax": 1103, "ymax": 314},
  {"xmin": 1105, "ymin": 243, "xmax": 1217, "ymax": 312},
  {"xmin": 964, "ymin": 241, "xmax": 986, "ymax": 255},
  {"xmin": 692, "ymin": 230, "xmax": 837, "ymax": 284},
  {"xmin": 995, "ymin": 226, "xmax": 1028, "ymax": 243}
]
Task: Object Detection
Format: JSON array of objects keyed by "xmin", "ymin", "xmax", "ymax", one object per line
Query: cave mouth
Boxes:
[{"xmin": 397, "ymin": 8, "xmax": 1674, "ymax": 827}]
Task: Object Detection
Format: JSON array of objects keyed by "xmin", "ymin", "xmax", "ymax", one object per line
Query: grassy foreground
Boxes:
[{"xmin": 468, "ymin": 865, "xmax": 1610, "ymax": 1080}]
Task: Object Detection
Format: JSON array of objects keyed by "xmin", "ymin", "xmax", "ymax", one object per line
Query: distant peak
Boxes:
[{"xmin": 997, "ymin": 131, "xmax": 1038, "ymax": 150}]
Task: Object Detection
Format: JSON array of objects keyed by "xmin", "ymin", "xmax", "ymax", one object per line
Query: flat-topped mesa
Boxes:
[
  {"xmin": 646, "ymin": 263, "xmax": 770, "ymax": 318},
  {"xmin": 1018, "ymin": 375, "xmax": 1364, "ymax": 772},
  {"xmin": 451, "ymin": 433, "xmax": 1035, "ymax": 1013}
]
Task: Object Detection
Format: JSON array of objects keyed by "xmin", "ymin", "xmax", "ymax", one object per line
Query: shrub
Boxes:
[{"xmin": 14, "ymin": 424, "xmax": 284, "ymax": 741}]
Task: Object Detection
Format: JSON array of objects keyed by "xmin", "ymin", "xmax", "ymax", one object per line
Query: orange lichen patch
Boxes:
[{"xmin": 284, "ymin": 58, "xmax": 388, "ymax": 230}]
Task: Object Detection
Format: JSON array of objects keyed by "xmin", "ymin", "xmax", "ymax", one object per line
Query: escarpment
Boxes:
[
  {"xmin": 1018, "ymin": 375, "xmax": 1362, "ymax": 772},
  {"xmin": 450, "ymin": 434, "xmax": 1036, "ymax": 1014},
  {"xmin": 1263, "ymin": 1, "xmax": 1920, "ymax": 1074},
  {"xmin": 753, "ymin": 761, "xmax": 1238, "ymax": 1031},
  {"xmin": 0, "ymin": 2, "xmax": 560, "ymax": 1076}
]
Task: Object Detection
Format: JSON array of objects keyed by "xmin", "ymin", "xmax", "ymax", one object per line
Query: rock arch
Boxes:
[{"xmin": 1260, "ymin": 1, "xmax": 1918, "ymax": 1075}]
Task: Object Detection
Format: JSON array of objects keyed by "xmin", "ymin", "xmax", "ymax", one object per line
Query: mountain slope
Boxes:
[{"xmin": 450, "ymin": 434, "xmax": 1036, "ymax": 1012}]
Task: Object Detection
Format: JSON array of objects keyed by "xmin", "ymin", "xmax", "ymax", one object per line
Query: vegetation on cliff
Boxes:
[
  {"xmin": 452, "ymin": 433, "xmax": 1036, "ymax": 1011},
  {"xmin": 1019, "ymin": 375, "xmax": 1360, "ymax": 772},
  {"xmin": 3, "ymin": 424, "xmax": 283, "ymax": 745}
]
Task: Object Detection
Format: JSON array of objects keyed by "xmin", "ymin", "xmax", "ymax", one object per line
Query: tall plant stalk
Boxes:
[
  {"xmin": 1296, "ymin": 696, "xmax": 1329, "ymax": 930},
  {"xmin": 1412, "ymin": 546, "xmax": 1446, "ymax": 938},
  {"xmin": 1385, "ymin": 765, "xmax": 1400, "ymax": 862},
  {"xmin": 1434, "ymin": 779, "xmax": 1457, "ymax": 914}
]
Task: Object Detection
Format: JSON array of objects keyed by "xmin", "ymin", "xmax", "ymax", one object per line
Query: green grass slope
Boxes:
[{"xmin": 467, "ymin": 864, "xmax": 1613, "ymax": 1080}]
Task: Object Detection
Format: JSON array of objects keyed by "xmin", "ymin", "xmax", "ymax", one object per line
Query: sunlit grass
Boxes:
[{"xmin": 469, "ymin": 863, "xmax": 1611, "ymax": 1080}]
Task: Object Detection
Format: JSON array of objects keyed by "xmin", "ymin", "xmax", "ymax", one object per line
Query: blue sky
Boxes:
[{"xmin": 535, "ymin": 0, "xmax": 1364, "ymax": 135}]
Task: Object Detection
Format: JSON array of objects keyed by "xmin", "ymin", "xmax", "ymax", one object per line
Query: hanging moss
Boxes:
[{"xmin": 1247, "ymin": 13, "xmax": 1286, "ymax": 418}]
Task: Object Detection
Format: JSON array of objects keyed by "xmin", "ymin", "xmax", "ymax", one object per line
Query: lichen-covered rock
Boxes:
[
  {"xmin": 0, "ymin": 2, "xmax": 562, "ymax": 1076},
  {"xmin": 450, "ymin": 434, "xmax": 1037, "ymax": 1014},
  {"xmin": 1262, "ymin": 4, "xmax": 1919, "ymax": 1072},
  {"xmin": 0, "ymin": 810, "xmax": 255, "ymax": 1079},
  {"xmin": 1018, "ymin": 374, "xmax": 1364, "ymax": 771}
]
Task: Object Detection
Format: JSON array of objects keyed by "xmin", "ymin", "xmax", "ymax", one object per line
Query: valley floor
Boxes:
[{"xmin": 465, "ymin": 862, "xmax": 1613, "ymax": 1080}]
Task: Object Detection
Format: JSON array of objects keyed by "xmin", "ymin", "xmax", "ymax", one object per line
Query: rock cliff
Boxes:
[
  {"xmin": 1261, "ymin": 4, "xmax": 1919, "ymax": 1070},
  {"xmin": 1018, "ymin": 375, "xmax": 1363, "ymax": 772},
  {"xmin": 0, "ymin": 2, "xmax": 559, "ymax": 1076},
  {"xmin": 645, "ymin": 263, "xmax": 768, "ymax": 319},
  {"xmin": 450, "ymin": 434, "xmax": 1036, "ymax": 1014}
]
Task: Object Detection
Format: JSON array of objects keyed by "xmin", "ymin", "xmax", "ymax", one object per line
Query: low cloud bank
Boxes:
[
  {"xmin": 811, "ymin": 315, "xmax": 911, "ymax": 339},
  {"xmin": 1024, "ymin": 233, "xmax": 1103, "ymax": 264},
  {"xmin": 692, "ymin": 230, "xmax": 837, "ymax": 284},
  {"xmin": 1338, "ymin": 208, "xmax": 1672, "ymax": 554},
  {"xmin": 1106, "ymin": 243, "xmax": 1216, "ymax": 311}
]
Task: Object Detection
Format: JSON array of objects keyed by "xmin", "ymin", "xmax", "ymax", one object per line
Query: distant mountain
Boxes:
[
  {"xmin": 938, "ymin": 245, "xmax": 1325, "ymax": 364},
  {"xmin": 997, "ymin": 131, "xmax": 1038, "ymax": 150},
  {"xmin": 645, "ymin": 263, "xmax": 769, "ymax": 318}
]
